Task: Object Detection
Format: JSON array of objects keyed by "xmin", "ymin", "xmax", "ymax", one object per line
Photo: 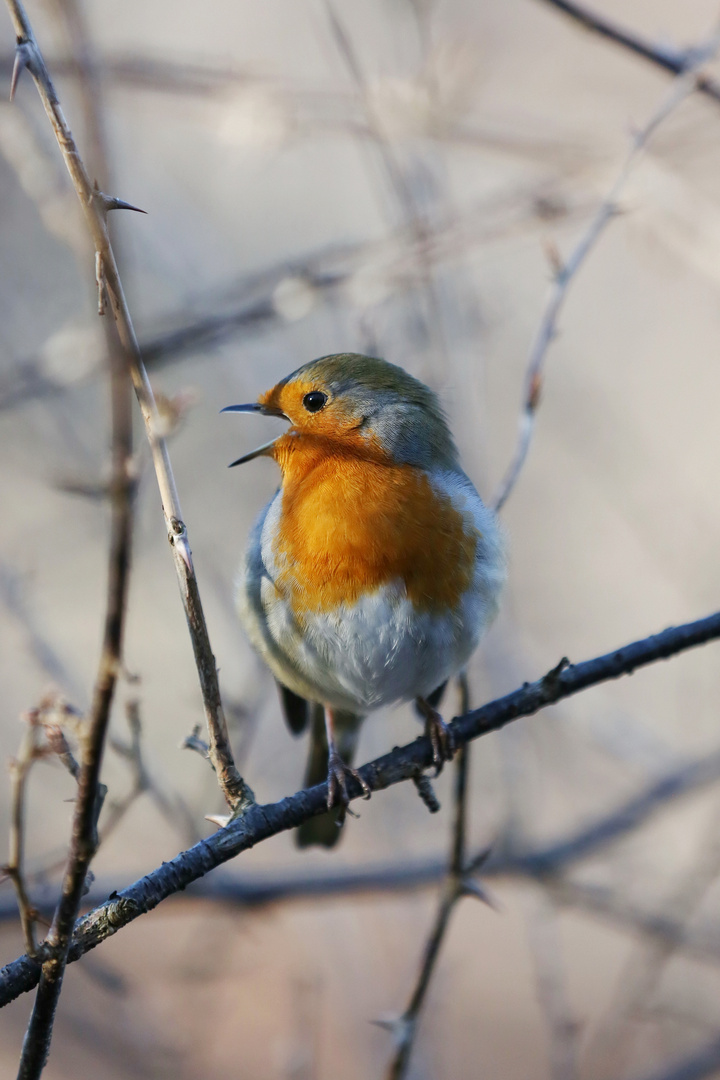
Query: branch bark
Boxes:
[
  {"xmin": 3, "ymin": 0, "xmax": 252, "ymax": 814},
  {"xmin": 537, "ymin": 0, "xmax": 720, "ymax": 105},
  {"xmin": 492, "ymin": 25, "xmax": 720, "ymax": 511},
  {"xmin": 0, "ymin": 609, "xmax": 718, "ymax": 1010},
  {"xmin": 15, "ymin": 294, "xmax": 134, "ymax": 1079}
]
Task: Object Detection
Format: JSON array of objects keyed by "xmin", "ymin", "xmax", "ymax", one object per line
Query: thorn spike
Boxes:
[{"xmin": 10, "ymin": 42, "xmax": 32, "ymax": 102}]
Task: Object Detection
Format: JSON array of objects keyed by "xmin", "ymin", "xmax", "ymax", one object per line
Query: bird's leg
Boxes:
[
  {"xmin": 324, "ymin": 707, "xmax": 371, "ymax": 812},
  {"xmin": 415, "ymin": 696, "xmax": 455, "ymax": 774}
]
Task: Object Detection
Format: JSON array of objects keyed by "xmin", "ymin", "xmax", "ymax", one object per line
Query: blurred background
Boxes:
[{"xmin": 1, "ymin": 0, "xmax": 720, "ymax": 1077}]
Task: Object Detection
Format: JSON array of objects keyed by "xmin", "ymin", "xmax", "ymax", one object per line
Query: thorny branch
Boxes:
[
  {"xmin": 3, "ymin": 712, "xmax": 43, "ymax": 957},
  {"xmin": 2, "ymin": 697, "xmax": 86, "ymax": 961},
  {"xmin": 3, "ymin": 0, "xmax": 252, "ymax": 814},
  {"xmin": 14, "ymin": 291, "xmax": 134, "ymax": 1079},
  {"xmin": 491, "ymin": 23, "xmax": 720, "ymax": 511},
  {"xmin": 0, "ymin": 609, "xmax": 719, "ymax": 1008},
  {"xmin": 6, "ymin": 734, "xmax": 720, "ymax": 927},
  {"xmin": 0, "ymin": 178, "xmax": 579, "ymax": 416}
]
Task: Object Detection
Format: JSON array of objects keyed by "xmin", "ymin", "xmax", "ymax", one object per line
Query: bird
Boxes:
[{"xmin": 223, "ymin": 352, "xmax": 505, "ymax": 846}]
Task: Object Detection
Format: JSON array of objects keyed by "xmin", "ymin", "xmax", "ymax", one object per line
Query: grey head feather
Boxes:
[{"xmin": 284, "ymin": 352, "xmax": 460, "ymax": 471}]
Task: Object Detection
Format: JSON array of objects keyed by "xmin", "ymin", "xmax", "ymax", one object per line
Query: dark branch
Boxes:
[
  {"xmin": 3, "ymin": 0, "xmax": 251, "ymax": 816},
  {"xmin": 537, "ymin": 0, "xmax": 720, "ymax": 104},
  {"xmin": 631, "ymin": 1033, "xmax": 720, "ymax": 1080},
  {"xmin": 15, "ymin": 266, "xmax": 134, "ymax": 1080},
  {"xmin": 386, "ymin": 676, "xmax": 477, "ymax": 1079},
  {"xmin": 4, "ymin": 738, "xmax": 720, "ymax": 922},
  {"xmin": 1, "ymin": 610, "xmax": 719, "ymax": 1009}
]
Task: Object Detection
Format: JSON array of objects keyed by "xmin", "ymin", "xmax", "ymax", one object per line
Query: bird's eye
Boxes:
[{"xmin": 302, "ymin": 390, "xmax": 327, "ymax": 413}]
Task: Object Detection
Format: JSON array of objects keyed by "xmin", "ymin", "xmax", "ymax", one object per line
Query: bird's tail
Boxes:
[{"xmin": 296, "ymin": 705, "xmax": 363, "ymax": 848}]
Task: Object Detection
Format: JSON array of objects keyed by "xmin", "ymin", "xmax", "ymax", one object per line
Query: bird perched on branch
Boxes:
[{"xmin": 224, "ymin": 353, "xmax": 505, "ymax": 846}]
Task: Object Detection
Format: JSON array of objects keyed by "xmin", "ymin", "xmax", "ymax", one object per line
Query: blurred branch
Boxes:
[
  {"xmin": 492, "ymin": 26, "xmax": 720, "ymax": 511},
  {"xmin": 629, "ymin": 1032, "xmax": 720, "ymax": 1080},
  {"xmin": 1, "ymin": 610, "xmax": 720, "ymax": 1007},
  {"xmin": 324, "ymin": 1, "xmax": 451, "ymax": 366},
  {"xmin": 14, "ymin": 239, "xmax": 134, "ymax": 1080},
  {"xmin": 3, "ymin": 711, "xmax": 44, "ymax": 957},
  {"xmin": 0, "ymin": 562, "xmax": 82, "ymax": 700},
  {"xmin": 4, "ymin": 734, "xmax": 720, "ymax": 927},
  {"xmin": 0, "ymin": 181, "xmax": 580, "ymax": 415},
  {"xmin": 550, "ymin": 878, "xmax": 720, "ymax": 968},
  {"xmin": 527, "ymin": 893, "xmax": 580, "ymax": 1080},
  {"xmin": 584, "ymin": 796, "xmax": 720, "ymax": 1076},
  {"xmin": 537, "ymin": 0, "xmax": 720, "ymax": 105},
  {"xmin": 4, "ymin": 0, "xmax": 252, "ymax": 814},
  {"xmin": 104, "ymin": 699, "xmax": 199, "ymax": 846},
  {"xmin": 385, "ymin": 675, "xmax": 492, "ymax": 1080}
]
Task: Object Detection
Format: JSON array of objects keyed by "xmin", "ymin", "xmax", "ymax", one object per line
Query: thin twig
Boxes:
[
  {"xmin": 0, "ymin": 180, "xmax": 581, "ymax": 416},
  {"xmin": 0, "ymin": 610, "xmax": 719, "ymax": 1008},
  {"xmin": 537, "ymin": 0, "xmax": 720, "ymax": 105},
  {"xmin": 386, "ymin": 672, "xmax": 496, "ymax": 1078},
  {"xmin": 3, "ymin": 0, "xmax": 252, "ymax": 814},
  {"xmin": 549, "ymin": 877, "xmax": 720, "ymax": 970},
  {"xmin": 15, "ymin": 287, "xmax": 134, "ymax": 1079},
  {"xmin": 323, "ymin": 1, "xmax": 451, "ymax": 368},
  {"xmin": 491, "ymin": 27, "xmax": 720, "ymax": 511},
  {"xmin": 527, "ymin": 892, "xmax": 580, "ymax": 1080},
  {"xmin": 103, "ymin": 700, "xmax": 199, "ymax": 845},
  {"xmin": 3, "ymin": 712, "xmax": 43, "ymax": 956},
  {"xmin": 385, "ymin": 673, "xmax": 478, "ymax": 1080},
  {"xmin": 584, "ymin": 795, "xmax": 720, "ymax": 1077}
]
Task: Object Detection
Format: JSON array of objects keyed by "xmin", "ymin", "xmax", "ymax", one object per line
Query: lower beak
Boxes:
[
  {"xmin": 228, "ymin": 437, "xmax": 280, "ymax": 467},
  {"xmin": 221, "ymin": 401, "xmax": 286, "ymax": 468}
]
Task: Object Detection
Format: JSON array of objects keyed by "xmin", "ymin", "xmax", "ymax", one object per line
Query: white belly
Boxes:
[{"xmin": 237, "ymin": 469, "xmax": 505, "ymax": 713}]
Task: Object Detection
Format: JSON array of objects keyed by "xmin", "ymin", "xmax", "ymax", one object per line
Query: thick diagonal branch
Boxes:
[{"xmin": 1, "ymin": 609, "xmax": 719, "ymax": 1010}]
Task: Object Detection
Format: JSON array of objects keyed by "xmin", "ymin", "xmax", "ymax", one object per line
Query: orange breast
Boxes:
[{"xmin": 271, "ymin": 435, "xmax": 478, "ymax": 618}]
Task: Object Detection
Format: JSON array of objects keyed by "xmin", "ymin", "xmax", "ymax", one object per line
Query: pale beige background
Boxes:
[{"xmin": 1, "ymin": 1, "xmax": 720, "ymax": 1077}]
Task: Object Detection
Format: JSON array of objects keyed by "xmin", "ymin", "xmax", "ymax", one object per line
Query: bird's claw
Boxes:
[
  {"xmin": 326, "ymin": 750, "xmax": 371, "ymax": 813},
  {"xmin": 418, "ymin": 701, "xmax": 455, "ymax": 774}
]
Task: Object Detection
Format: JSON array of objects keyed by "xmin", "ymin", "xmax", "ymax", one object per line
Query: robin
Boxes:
[{"xmin": 224, "ymin": 353, "xmax": 505, "ymax": 846}]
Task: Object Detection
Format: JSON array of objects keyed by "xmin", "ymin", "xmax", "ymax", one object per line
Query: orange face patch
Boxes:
[
  {"xmin": 260, "ymin": 379, "xmax": 360, "ymax": 440},
  {"xmin": 270, "ymin": 439, "xmax": 478, "ymax": 618}
]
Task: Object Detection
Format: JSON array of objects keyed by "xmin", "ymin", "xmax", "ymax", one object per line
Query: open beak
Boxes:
[{"xmin": 221, "ymin": 402, "xmax": 287, "ymax": 467}]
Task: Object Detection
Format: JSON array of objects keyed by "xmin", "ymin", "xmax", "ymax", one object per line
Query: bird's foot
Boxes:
[
  {"xmin": 416, "ymin": 697, "xmax": 455, "ymax": 774},
  {"xmin": 326, "ymin": 748, "xmax": 371, "ymax": 813}
]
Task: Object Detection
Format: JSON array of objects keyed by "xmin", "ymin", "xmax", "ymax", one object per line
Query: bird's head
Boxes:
[{"xmin": 222, "ymin": 353, "xmax": 459, "ymax": 473}]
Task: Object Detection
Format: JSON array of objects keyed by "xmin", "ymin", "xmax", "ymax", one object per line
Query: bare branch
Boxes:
[
  {"xmin": 537, "ymin": 0, "xmax": 720, "ymax": 105},
  {"xmin": 492, "ymin": 27, "xmax": 720, "ymax": 511},
  {"xmin": 104, "ymin": 700, "xmax": 199, "ymax": 846},
  {"xmin": 583, "ymin": 794, "xmax": 720, "ymax": 1076},
  {"xmin": 14, "ymin": 274, "xmax": 134, "ymax": 1080},
  {"xmin": 3, "ymin": 711, "xmax": 44, "ymax": 956},
  {"xmin": 2, "ymin": 677, "xmax": 720, "ymax": 1013},
  {"xmin": 527, "ymin": 893, "xmax": 581, "ymax": 1080},
  {"xmin": 628, "ymin": 1032, "xmax": 720, "ymax": 1080},
  {"xmin": 550, "ymin": 878, "xmax": 720, "ymax": 969},
  {"xmin": 3, "ymin": 0, "xmax": 252, "ymax": 814},
  {"xmin": 5, "ymin": 734, "xmax": 720, "ymax": 931},
  {"xmin": 385, "ymin": 673, "xmax": 478, "ymax": 1080}
]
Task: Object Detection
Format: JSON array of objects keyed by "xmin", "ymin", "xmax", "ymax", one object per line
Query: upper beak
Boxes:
[{"xmin": 221, "ymin": 402, "xmax": 288, "ymax": 468}]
